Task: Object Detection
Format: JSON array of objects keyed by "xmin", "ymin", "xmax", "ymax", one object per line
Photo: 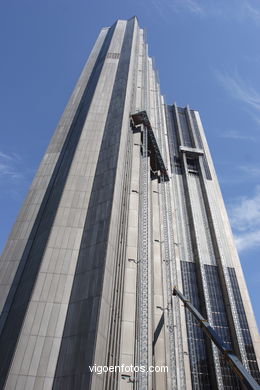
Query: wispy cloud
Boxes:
[
  {"xmin": 151, "ymin": 0, "xmax": 204, "ymax": 19},
  {"xmin": 216, "ymin": 71, "xmax": 260, "ymax": 111},
  {"xmin": 235, "ymin": 230, "xmax": 260, "ymax": 252},
  {"xmin": 247, "ymin": 111, "xmax": 260, "ymax": 126},
  {"xmin": 0, "ymin": 151, "xmax": 13, "ymax": 161},
  {"xmin": 0, "ymin": 150, "xmax": 32, "ymax": 202},
  {"xmin": 220, "ymin": 130, "xmax": 255, "ymax": 141},
  {"xmin": 217, "ymin": 164, "xmax": 260, "ymax": 186},
  {"xmin": 239, "ymin": 165, "xmax": 260, "ymax": 177},
  {"xmin": 0, "ymin": 151, "xmax": 22, "ymax": 180},
  {"xmin": 244, "ymin": 0, "xmax": 260, "ymax": 21},
  {"xmin": 216, "ymin": 70, "xmax": 260, "ymax": 126},
  {"xmin": 229, "ymin": 187, "xmax": 260, "ymax": 231},
  {"xmin": 151, "ymin": 0, "xmax": 260, "ymax": 23},
  {"xmin": 172, "ymin": 0, "xmax": 204, "ymax": 15},
  {"xmin": 228, "ymin": 186, "xmax": 260, "ymax": 252}
]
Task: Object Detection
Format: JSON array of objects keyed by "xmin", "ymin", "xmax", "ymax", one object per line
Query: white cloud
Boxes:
[
  {"xmin": 151, "ymin": 0, "xmax": 170, "ymax": 22},
  {"xmin": 220, "ymin": 130, "xmax": 255, "ymax": 141},
  {"xmin": 217, "ymin": 165, "xmax": 260, "ymax": 186},
  {"xmin": 244, "ymin": 0, "xmax": 260, "ymax": 21},
  {"xmin": 0, "ymin": 152, "xmax": 13, "ymax": 161},
  {"xmin": 151, "ymin": 0, "xmax": 260, "ymax": 23},
  {"xmin": 174, "ymin": 0, "xmax": 204, "ymax": 15},
  {"xmin": 151, "ymin": 0, "xmax": 204, "ymax": 19},
  {"xmin": 228, "ymin": 186, "xmax": 260, "ymax": 252},
  {"xmin": 239, "ymin": 165, "xmax": 260, "ymax": 177},
  {"xmin": 235, "ymin": 230, "xmax": 260, "ymax": 252},
  {"xmin": 0, "ymin": 151, "xmax": 22, "ymax": 180},
  {"xmin": 229, "ymin": 187, "xmax": 260, "ymax": 231},
  {"xmin": 215, "ymin": 70, "xmax": 260, "ymax": 128},
  {"xmin": 247, "ymin": 111, "xmax": 260, "ymax": 126},
  {"xmin": 216, "ymin": 71, "xmax": 260, "ymax": 112}
]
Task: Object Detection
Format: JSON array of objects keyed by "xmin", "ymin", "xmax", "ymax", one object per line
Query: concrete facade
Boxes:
[{"xmin": 0, "ymin": 17, "xmax": 259, "ymax": 390}]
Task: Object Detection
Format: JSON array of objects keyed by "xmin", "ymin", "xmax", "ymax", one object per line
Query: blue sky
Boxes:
[{"xmin": 0, "ymin": 0, "xmax": 260, "ymax": 327}]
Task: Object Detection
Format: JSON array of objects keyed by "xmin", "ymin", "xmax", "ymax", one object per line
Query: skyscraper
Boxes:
[{"xmin": 0, "ymin": 16, "xmax": 259, "ymax": 390}]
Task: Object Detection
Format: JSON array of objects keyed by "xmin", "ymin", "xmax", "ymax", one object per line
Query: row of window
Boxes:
[
  {"xmin": 181, "ymin": 261, "xmax": 211, "ymax": 389},
  {"xmin": 204, "ymin": 265, "xmax": 241, "ymax": 389},
  {"xmin": 228, "ymin": 267, "xmax": 260, "ymax": 384},
  {"xmin": 181, "ymin": 262, "xmax": 257, "ymax": 389}
]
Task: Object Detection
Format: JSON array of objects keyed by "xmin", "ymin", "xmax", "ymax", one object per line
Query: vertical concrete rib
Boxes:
[
  {"xmin": 186, "ymin": 106, "xmax": 247, "ymax": 369},
  {"xmin": 118, "ymin": 21, "xmax": 141, "ymax": 390},
  {"xmin": 172, "ymin": 104, "xmax": 223, "ymax": 389},
  {"xmin": 192, "ymin": 110, "xmax": 259, "ymax": 373},
  {"xmin": 51, "ymin": 17, "xmax": 136, "ymax": 390},
  {"xmin": 194, "ymin": 112, "xmax": 260, "ymax": 370}
]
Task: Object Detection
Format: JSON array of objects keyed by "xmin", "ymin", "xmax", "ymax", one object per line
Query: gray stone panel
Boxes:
[{"xmin": 52, "ymin": 17, "xmax": 136, "ymax": 390}]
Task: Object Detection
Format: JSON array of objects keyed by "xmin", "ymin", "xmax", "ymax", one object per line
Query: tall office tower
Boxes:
[{"xmin": 0, "ymin": 17, "xmax": 259, "ymax": 390}]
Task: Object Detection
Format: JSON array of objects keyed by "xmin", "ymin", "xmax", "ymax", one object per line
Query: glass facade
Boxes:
[
  {"xmin": 166, "ymin": 74, "xmax": 259, "ymax": 388},
  {"xmin": 204, "ymin": 265, "xmax": 241, "ymax": 389},
  {"xmin": 228, "ymin": 267, "xmax": 260, "ymax": 384},
  {"xmin": 181, "ymin": 261, "xmax": 211, "ymax": 389}
]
